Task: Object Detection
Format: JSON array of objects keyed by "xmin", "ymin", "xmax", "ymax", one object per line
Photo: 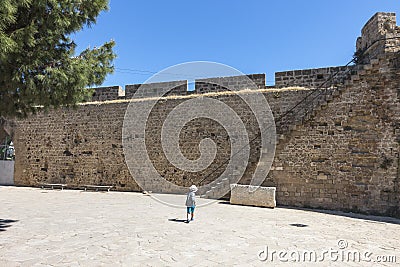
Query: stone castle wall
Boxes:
[
  {"xmin": 124, "ymin": 80, "xmax": 188, "ymax": 99},
  {"xmin": 270, "ymin": 53, "xmax": 400, "ymax": 216},
  {"xmin": 91, "ymin": 86, "xmax": 124, "ymax": 101},
  {"xmin": 13, "ymin": 88, "xmax": 319, "ymax": 189},
  {"xmin": 356, "ymin": 12, "xmax": 400, "ymax": 63},
  {"xmin": 195, "ymin": 74, "xmax": 266, "ymax": 93},
  {"xmin": 89, "ymin": 75, "xmax": 267, "ymax": 101},
  {"xmin": 275, "ymin": 66, "xmax": 354, "ymax": 88},
  {"xmin": 9, "ymin": 12, "xmax": 400, "ymax": 217}
]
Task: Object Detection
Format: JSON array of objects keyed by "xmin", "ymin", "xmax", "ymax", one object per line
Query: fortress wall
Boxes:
[
  {"xmin": 356, "ymin": 12, "xmax": 400, "ymax": 62},
  {"xmin": 269, "ymin": 52, "xmax": 400, "ymax": 217},
  {"xmin": 88, "ymin": 75, "xmax": 267, "ymax": 101},
  {"xmin": 9, "ymin": 12, "xmax": 400, "ymax": 217},
  {"xmin": 12, "ymin": 88, "xmax": 320, "ymax": 190},
  {"xmin": 13, "ymin": 102, "xmax": 138, "ymax": 191},
  {"xmin": 195, "ymin": 74, "xmax": 266, "ymax": 93},
  {"xmin": 125, "ymin": 80, "xmax": 188, "ymax": 99},
  {"xmin": 91, "ymin": 86, "xmax": 124, "ymax": 101},
  {"xmin": 275, "ymin": 66, "xmax": 353, "ymax": 88},
  {"xmin": 0, "ymin": 127, "xmax": 8, "ymax": 145},
  {"xmin": 12, "ymin": 50, "xmax": 400, "ymax": 217}
]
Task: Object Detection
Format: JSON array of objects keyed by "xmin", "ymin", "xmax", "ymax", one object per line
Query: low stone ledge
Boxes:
[{"xmin": 230, "ymin": 184, "xmax": 276, "ymax": 208}]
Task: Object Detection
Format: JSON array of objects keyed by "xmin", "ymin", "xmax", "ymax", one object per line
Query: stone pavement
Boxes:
[{"xmin": 0, "ymin": 186, "xmax": 399, "ymax": 266}]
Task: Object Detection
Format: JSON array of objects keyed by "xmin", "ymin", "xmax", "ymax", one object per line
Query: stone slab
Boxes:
[
  {"xmin": 230, "ymin": 184, "xmax": 276, "ymax": 208},
  {"xmin": 0, "ymin": 160, "xmax": 14, "ymax": 185}
]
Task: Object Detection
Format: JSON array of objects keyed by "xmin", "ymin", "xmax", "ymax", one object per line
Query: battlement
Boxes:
[
  {"xmin": 195, "ymin": 74, "xmax": 266, "ymax": 93},
  {"xmin": 89, "ymin": 74, "xmax": 267, "ymax": 102},
  {"xmin": 125, "ymin": 80, "xmax": 188, "ymax": 99},
  {"xmin": 275, "ymin": 66, "xmax": 353, "ymax": 88},
  {"xmin": 89, "ymin": 66, "xmax": 348, "ymax": 102},
  {"xmin": 90, "ymin": 11, "xmax": 400, "ymax": 102},
  {"xmin": 91, "ymin": 86, "xmax": 124, "ymax": 101},
  {"xmin": 356, "ymin": 12, "xmax": 400, "ymax": 62}
]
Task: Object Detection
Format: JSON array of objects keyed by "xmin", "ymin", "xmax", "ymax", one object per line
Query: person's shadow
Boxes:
[
  {"xmin": 168, "ymin": 218, "xmax": 189, "ymax": 223},
  {"xmin": 0, "ymin": 219, "xmax": 18, "ymax": 232}
]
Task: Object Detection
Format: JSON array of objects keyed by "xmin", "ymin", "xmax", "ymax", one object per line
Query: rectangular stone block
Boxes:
[
  {"xmin": 91, "ymin": 86, "xmax": 123, "ymax": 101},
  {"xmin": 0, "ymin": 160, "xmax": 14, "ymax": 185},
  {"xmin": 230, "ymin": 184, "xmax": 276, "ymax": 208},
  {"xmin": 125, "ymin": 80, "xmax": 187, "ymax": 98}
]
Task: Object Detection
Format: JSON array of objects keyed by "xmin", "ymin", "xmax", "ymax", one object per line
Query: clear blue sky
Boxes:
[{"xmin": 72, "ymin": 0, "xmax": 400, "ymax": 87}]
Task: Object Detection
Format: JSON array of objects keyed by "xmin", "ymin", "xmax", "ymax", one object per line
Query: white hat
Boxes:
[{"xmin": 190, "ymin": 185, "xmax": 198, "ymax": 192}]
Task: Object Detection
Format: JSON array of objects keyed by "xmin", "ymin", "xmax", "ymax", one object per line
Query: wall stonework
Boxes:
[
  {"xmin": 125, "ymin": 80, "xmax": 188, "ymax": 99},
  {"xmin": 195, "ymin": 74, "xmax": 266, "ymax": 93},
  {"xmin": 13, "ymin": 88, "xmax": 317, "ymax": 191},
  {"xmin": 356, "ymin": 12, "xmax": 400, "ymax": 63},
  {"xmin": 275, "ymin": 66, "xmax": 354, "ymax": 88},
  {"xmin": 10, "ymin": 12, "xmax": 400, "ymax": 217},
  {"xmin": 91, "ymin": 86, "xmax": 124, "ymax": 102},
  {"xmin": 14, "ymin": 102, "xmax": 139, "ymax": 191},
  {"xmin": 269, "ymin": 52, "xmax": 400, "ymax": 216}
]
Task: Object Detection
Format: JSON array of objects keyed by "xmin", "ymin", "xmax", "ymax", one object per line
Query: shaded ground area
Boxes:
[{"xmin": 0, "ymin": 186, "xmax": 399, "ymax": 266}]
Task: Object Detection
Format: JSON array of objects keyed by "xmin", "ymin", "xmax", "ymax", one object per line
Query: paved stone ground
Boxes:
[{"xmin": 0, "ymin": 186, "xmax": 399, "ymax": 266}]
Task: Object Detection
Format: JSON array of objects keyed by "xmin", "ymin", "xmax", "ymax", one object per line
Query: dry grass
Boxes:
[{"xmin": 79, "ymin": 86, "xmax": 311, "ymax": 106}]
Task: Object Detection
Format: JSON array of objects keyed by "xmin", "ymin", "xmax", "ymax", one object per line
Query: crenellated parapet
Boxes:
[
  {"xmin": 195, "ymin": 74, "xmax": 266, "ymax": 94},
  {"xmin": 275, "ymin": 66, "xmax": 354, "ymax": 88},
  {"xmin": 356, "ymin": 12, "xmax": 400, "ymax": 63},
  {"xmin": 91, "ymin": 86, "xmax": 124, "ymax": 101},
  {"xmin": 125, "ymin": 80, "xmax": 188, "ymax": 99},
  {"xmin": 88, "ymin": 74, "xmax": 267, "ymax": 101}
]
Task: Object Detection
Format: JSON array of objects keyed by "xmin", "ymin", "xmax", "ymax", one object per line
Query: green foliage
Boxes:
[{"xmin": 0, "ymin": 0, "xmax": 116, "ymax": 117}]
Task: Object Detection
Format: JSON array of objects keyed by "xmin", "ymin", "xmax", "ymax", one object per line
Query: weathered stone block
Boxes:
[
  {"xmin": 230, "ymin": 184, "xmax": 276, "ymax": 208},
  {"xmin": 0, "ymin": 160, "xmax": 14, "ymax": 185}
]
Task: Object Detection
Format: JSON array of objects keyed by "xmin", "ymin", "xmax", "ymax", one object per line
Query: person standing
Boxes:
[{"xmin": 185, "ymin": 185, "xmax": 197, "ymax": 222}]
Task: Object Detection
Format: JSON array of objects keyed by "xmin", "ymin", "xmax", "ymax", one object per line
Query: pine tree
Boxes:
[{"xmin": 0, "ymin": 0, "xmax": 116, "ymax": 117}]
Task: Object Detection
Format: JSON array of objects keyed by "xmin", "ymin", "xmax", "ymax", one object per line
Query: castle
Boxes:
[{"xmin": 6, "ymin": 12, "xmax": 400, "ymax": 217}]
